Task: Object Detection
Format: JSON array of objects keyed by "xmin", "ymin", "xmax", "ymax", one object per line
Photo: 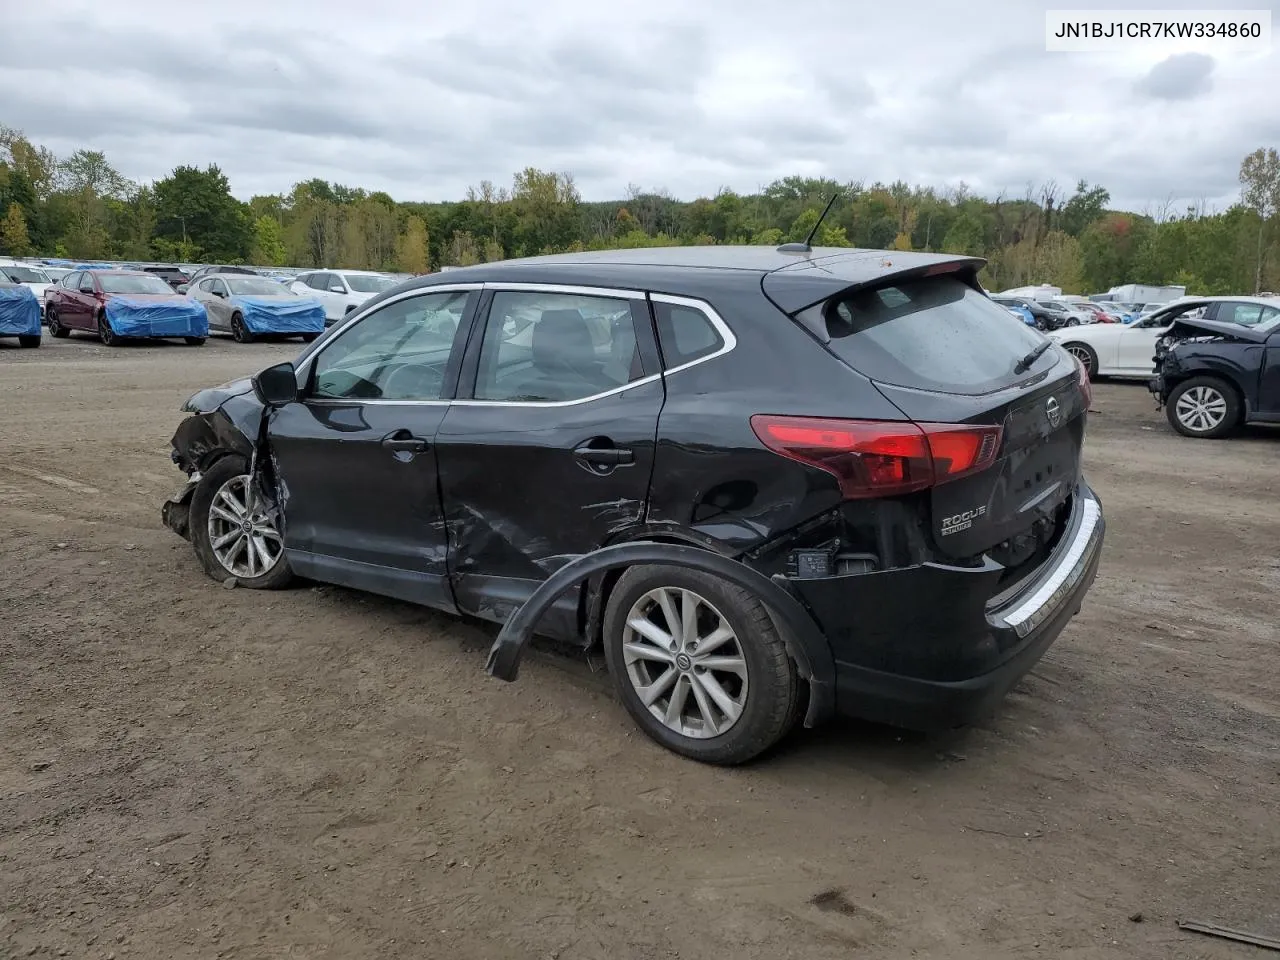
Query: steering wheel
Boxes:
[{"xmin": 380, "ymin": 363, "xmax": 438, "ymax": 399}]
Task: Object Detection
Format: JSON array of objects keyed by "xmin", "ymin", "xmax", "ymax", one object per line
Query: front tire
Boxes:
[
  {"xmin": 1062, "ymin": 341, "xmax": 1099, "ymax": 379},
  {"xmin": 1166, "ymin": 376, "xmax": 1240, "ymax": 439},
  {"xmin": 18, "ymin": 334, "xmax": 41, "ymax": 348},
  {"xmin": 98, "ymin": 312, "xmax": 120, "ymax": 347},
  {"xmin": 184, "ymin": 336, "xmax": 206, "ymax": 346},
  {"xmin": 190, "ymin": 456, "xmax": 293, "ymax": 589},
  {"xmin": 300, "ymin": 332, "xmax": 319, "ymax": 343},
  {"xmin": 603, "ymin": 565, "xmax": 800, "ymax": 765},
  {"xmin": 230, "ymin": 312, "xmax": 254, "ymax": 344}
]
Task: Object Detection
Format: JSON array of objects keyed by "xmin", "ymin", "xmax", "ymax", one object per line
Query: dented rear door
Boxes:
[{"xmin": 435, "ymin": 285, "xmax": 664, "ymax": 640}]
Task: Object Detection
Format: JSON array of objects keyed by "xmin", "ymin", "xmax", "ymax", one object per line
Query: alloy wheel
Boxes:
[
  {"xmin": 1174, "ymin": 385, "xmax": 1227, "ymax": 433},
  {"xmin": 207, "ymin": 474, "xmax": 284, "ymax": 579},
  {"xmin": 1064, "ymin": 344, "xmax": 1093, "ymax": 367},
  {"xmin": 621, "ymin": 587, "xmax": 748, "ymax": 739}
]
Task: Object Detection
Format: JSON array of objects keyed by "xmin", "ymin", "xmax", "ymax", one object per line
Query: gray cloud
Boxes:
[
  {"xmin": 2, "ymin": 0, "xmax": 1276, "ymax": 214},
  {"xmin": 1136, "ymin": 53, "xmax": 1215, "ymax": 101}
]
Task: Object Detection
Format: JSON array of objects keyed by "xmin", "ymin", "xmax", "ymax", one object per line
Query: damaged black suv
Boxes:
[
  {"xmin": 163, "ymin": 246, "xmax": 1104, "ymax": 764},
  {"xmin": 1148, "ymin": 296, "xmax": 1280, "ymax": 438}
]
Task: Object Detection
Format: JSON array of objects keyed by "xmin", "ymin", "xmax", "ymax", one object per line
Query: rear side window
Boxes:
[
  {"xmin": 652, "ymin": 300, "xmax": 724, "ymax": 368},
  {"xmin": 825, "ymin": 276, "xmax": 1047, "ymax": 395}
]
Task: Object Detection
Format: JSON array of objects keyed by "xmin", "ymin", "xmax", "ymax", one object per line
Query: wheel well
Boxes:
[{"xmin": 583, "ymin": 535, "xmax": 708, "ymax": 650}]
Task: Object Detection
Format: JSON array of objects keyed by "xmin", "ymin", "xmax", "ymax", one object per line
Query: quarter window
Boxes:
[
  {"xmin": 309, "ymin": 291, "xmax": 472, "ymax": 401},
  {"xmin": 473, "ymin": 291, "xmax": 644, "ymax": 402},
  {"xmin": 652, "ymin": 300, "xmax": 724, "ymax": 368}
]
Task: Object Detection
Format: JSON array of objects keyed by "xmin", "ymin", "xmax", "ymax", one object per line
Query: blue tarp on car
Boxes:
[
  {"xmin": 232, "ymin": 296, "xmax": 326, "ymax": 335},
  {"xmin": 0, "ymin": 285, "xmax": 42, "ymax": 336},
  {"xmin": 104, "ymin": 297, "xmax": 209, "ymax": 338}
]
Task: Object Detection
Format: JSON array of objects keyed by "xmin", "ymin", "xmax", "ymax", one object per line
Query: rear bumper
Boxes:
[{"xmin": 793, "ymin": 485, "xmax": 1105, "ymax": 731}]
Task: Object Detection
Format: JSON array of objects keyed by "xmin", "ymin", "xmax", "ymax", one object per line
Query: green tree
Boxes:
[
  {"xmin": 251, "ymin": 215, "xmax": 287, "ymax": 266},
  {"xmin": 1239, "ymin": 147, "xmax": 1280, "ymax": 293},
  {"xmin": 153, "ymin": 164, "xmax": 251, "ymax": 262},
  {"xmin": 396, "ymin": 215, "xmax": 430, "ymax": 272},
  {"xmin": 1059, "ymin": 180, "xmax": 1111, "ymax": 237},
  {"xmin": 941, "ymin": 213, "xmax": 985, "ymax": 255},
  {"xmin": 1, "ymin": 202, "xmax": 33, "ymax": 255}
]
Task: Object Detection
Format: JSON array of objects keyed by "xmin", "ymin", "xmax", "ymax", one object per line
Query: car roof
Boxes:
[{"xmin": 400, "ymin": 246, "xmax": 985, "ymax": 314}]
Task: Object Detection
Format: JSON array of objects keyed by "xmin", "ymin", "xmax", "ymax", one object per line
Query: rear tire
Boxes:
[
  {"xmin": 1062, "ymin": 341, "xmax": 1099, "ymax": 379},
  {"xmin": 1166, "ymin": 376, "xmax": 1240, "ymax": 439},
  {"xmin": 230, "ymin": 312, "xmax": 254, "ymax": 344},
  {"xmin": 97, "ymin": 312, "xmax": 120, "ymax": 347},
  {"xmin": 18, "ymin": 334, "xmax": 41, "ymax": 348},
  {"xmin": 190, "ymin": 455, "xmax": 293, "ymax": 589},
  {"xmin": 603, "ymin": 565, "xmax": 800, "ymax": 765},
  {"xmin": 300, "ymin": 332, "xmax": 319, "ymax": 343},
  {"xmin": 46, "ymin": 308, "xmax": 70, "ymax": 338}
]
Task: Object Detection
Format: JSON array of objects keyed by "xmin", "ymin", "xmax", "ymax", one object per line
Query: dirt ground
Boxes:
[{"xmin": 1, "ymin": 333, "xmax": 1277, "ymax": 960}]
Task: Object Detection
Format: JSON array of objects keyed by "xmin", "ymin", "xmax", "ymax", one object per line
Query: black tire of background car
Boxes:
[
  {"xmin": 1063, "ymin": 342, "xmax": 1099, "ymax": 379},
  {"xmin": 602, "ymin": 565, "xmax": 801, "ymax": 765},
  {"xmin": 97, "ymin": 312, "xmax": 120, "ymax": 347},
  {"xmin": 18, "ymin": 335, "xmax": 40, "ymax": 348},
  {"xmin": 189, "ymin": 455, "xmax": 294, "ymax": 590},
  {"xmin": 1165, "ymin": 376, "xmax": 1241, "ymax": 440},
  {"xmin": 46, "ymin": 308, "xmax": 70, "ymax": 338},
  {"xmin": 231, "ymin": 313, "xmax": 254, "ymax": 344},
  {"xmin": 184, "ymin": 337, "xmax": 206, "ymax": 346},
  {"xmin": 300, "ymin": 333, "xmax": 319, "ymax": 343}
]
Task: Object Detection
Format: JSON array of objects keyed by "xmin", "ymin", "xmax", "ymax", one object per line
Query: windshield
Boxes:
[
  {"xmin": 825, "ymin": 276, "xmax": 1048, "ymax": 395},
  {"xmin": 343, "ymin": 274, "xmax": 397, "ymax": 293},
  {"xmin": 99, "ymin": 274, "xmax": 175, "ymax": 295},
  {"xmin": 226, "ymin": 277, "xmax": 291, "ymax": 296},
  {"xmin": 1, "ymin": 265, "xmax": 49, "ymax": 283}
]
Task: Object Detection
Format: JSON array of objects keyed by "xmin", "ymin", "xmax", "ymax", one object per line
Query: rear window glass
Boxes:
[{"xmin": 825, "ymin": 277, "xmax": 1049, "ymax": 395}]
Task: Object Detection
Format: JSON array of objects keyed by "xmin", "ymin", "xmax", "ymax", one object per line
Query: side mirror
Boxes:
[
  {"xmin": 253, "ymin": 361, "xmax": 299, "ymax": 407},
  {"xmin": 329, "ymin": 284, "xmax": 346, "ymax": 294},
  {"xmin": 176, "ymin": 284, "xmax": 189, "ymax": 294},
  {"xmin": 212, "ymin": 290, "xmax": 226, "ymax": 299}
]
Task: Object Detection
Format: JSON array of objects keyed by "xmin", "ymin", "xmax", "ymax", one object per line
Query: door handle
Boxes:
[
  {"xmin": 573, "ymin": 445, "xmax": 634, "ymax": 465},
  {"xmin": 381, "ymin": 431, "xmax": 429, "ymax": 453}
]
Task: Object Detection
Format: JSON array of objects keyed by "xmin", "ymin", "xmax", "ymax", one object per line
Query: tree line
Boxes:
[{"xmin": 2, "ymin": 125, "xmax": 1278, "ymax": 295}]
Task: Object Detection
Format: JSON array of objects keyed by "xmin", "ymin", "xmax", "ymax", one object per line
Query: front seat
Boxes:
[{"xmin": 517, "ymin": 309, "xmax": 609, "ymax": 400}]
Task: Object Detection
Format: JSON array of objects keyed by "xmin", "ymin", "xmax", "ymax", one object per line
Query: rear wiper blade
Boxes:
[{"xmin": 1014, "ymin": 339, "xmax": 1053, "ymax": 375}]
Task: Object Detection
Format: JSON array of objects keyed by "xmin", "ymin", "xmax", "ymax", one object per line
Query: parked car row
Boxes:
[{"xmin": 39, "ymin": 270, "xmax": 330, "ymax": 347}]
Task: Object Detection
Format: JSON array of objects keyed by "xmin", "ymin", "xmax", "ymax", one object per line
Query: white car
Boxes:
[
  {"xmin": 0, "ymin": 260, "xmax": 53, "ymax": 316},
  {"xmin": 289, "ymin": 269, "xmax": 400, "ymax": 323},
  {"xmin": 1049, "ymin": 296, "xmax": 1279, "ymax": 379}
]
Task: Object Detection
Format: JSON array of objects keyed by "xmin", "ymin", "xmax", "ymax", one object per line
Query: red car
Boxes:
[{"xmin": 45, "ymin": 270, "xmax": 208, "ymax": 346}]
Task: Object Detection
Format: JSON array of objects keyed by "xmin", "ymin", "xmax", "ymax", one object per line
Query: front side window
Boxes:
[
  {"xmin": 474, "ymin": 290, "xmax": 643, "ymax": 402},
  {"xmin": 210, "ymin": 278, "xmax": 229, "ymax": 297},
  {"xmin": 310, "ymin": 290, "xmax": 472, "ymax": 401},
  {"xmin": 63, "ymin": 272, "xmax": 81, "ymax": 289},
  {"xmin": 1217, "ymin": 302, "xmax": 1279, "ymax": 328},
  {"xmin": 197, "ymin": 278, "xmax": 216, "ymax": 293},
  {"xmin": 79, "ymin": 274, "xmax": 95, "ymax": 293}
]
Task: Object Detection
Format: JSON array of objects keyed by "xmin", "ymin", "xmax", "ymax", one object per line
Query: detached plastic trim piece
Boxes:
[{"xmin": 485, "ymin": 541, "xmax": 836, "ymax": 728}]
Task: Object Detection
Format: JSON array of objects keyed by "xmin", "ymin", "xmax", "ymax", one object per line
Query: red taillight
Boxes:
[
  {"xmin": 749, "ymin": 415, "xmax": 1003, "ymax": 500},
  {"xmin": 1073, "ymin": 356, "xmax": 1093, "ymax": 408}
]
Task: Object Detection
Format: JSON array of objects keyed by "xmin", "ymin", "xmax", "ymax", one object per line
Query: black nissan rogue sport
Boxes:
[{"xmin": 162, "ymin": 246, "xmax": 1105, "ymax": 764}]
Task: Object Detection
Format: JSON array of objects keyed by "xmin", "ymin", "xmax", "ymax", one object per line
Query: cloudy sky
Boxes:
[{"xmin": 3, "ymin": 0, "xmax": 1277, "ymax": 212}]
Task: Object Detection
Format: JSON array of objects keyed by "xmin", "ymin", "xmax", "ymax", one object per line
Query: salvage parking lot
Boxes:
[{"xmin": 2, "ymin": 337, "xmax": 1278, "ymax": 959}]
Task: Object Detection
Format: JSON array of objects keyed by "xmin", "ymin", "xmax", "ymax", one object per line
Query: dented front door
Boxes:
[{"xmin": 435, "ymin": 286, "xmax": 665, "ymax": 640}]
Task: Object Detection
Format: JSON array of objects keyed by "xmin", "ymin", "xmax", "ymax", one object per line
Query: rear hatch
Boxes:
[{"xmin": 789, "ymin": 272, "xmax": 1087, "ymax": 561}]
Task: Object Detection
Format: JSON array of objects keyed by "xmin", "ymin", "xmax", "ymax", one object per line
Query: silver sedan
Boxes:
[{"xmin": 187, "ymin": 275, "xmax": 320, "ymax": 343}]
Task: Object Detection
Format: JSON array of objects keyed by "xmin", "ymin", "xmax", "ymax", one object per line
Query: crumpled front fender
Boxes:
[{"xmin": 485, "ymin": 541, "xmax": 836, "ymax": 728}]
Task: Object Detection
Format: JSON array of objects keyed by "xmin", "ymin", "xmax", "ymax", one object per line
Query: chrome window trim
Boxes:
[
  {"xmin": 648, "ymin": 292, "xmax": 738, "ymax": 376},
  {"xmin": 293, "ymin": 281, "xmax": 739, "ymax": 411}
]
